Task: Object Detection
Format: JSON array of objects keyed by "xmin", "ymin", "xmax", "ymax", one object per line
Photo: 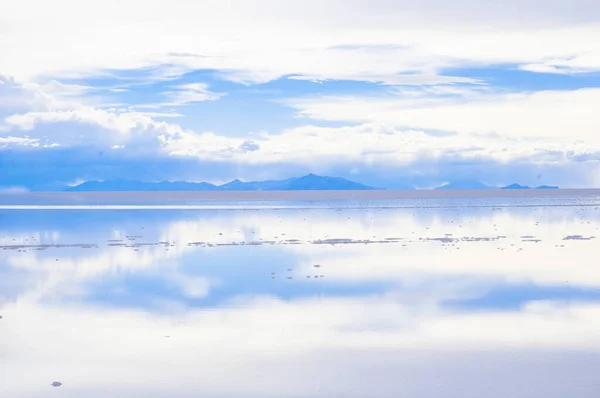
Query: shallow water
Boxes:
[{"xmin": 1, "ymin": 195, "xmax": 600, "ymax": 397}]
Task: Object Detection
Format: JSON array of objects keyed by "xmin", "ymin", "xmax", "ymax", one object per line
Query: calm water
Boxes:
[{"xmin": 1, "ymin": 193, "xmax": 600, "ymax": 397}]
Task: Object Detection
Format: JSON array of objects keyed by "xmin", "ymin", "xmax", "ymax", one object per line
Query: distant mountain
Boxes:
[
  {"xmin": 66, "ymin": 179, "xmax": 217, "ymax": 192},
  {"xmin": 434, "ymin": 180, "xmax": 492, "ymax": 190},
  {"xmin": 501, "ymin": 183, "xmax": 531, "ymax": 190},
  {"xmin": 66, "ymin": 174, "xmax": 378, "ymax": 192},
  {"xmin": 501, "ymin": 183, "xmax": 560, "ymax": 190},
  {"xmin": 271, "ymin": 174, "xmax": 375, "ymax": 190},
  {"xmin": 435, "ymin": 180, "xmax": 560, "ymax": 190}
]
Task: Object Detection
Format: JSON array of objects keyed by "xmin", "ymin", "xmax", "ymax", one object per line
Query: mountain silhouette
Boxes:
[
  {"xmin": 66, "ymin": 174, "xmax": 378, "ymax": 191},
  {"xmin": 501, "ymin": 183, "xmax": 531, "ymax": 189},
  {"xmin": 435, "ymin": 180, "xmax": 560, "ymax": 190}
]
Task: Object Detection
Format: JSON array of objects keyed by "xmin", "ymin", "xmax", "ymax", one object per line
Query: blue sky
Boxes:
[{"xmin": 1, "ymin": 0, "xmax": 600, "ymax": 190}]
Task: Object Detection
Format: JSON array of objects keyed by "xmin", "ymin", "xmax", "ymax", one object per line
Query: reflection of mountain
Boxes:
[
  {"xmin": 535, "ymin": 185, "xmax": 560, "ymax": 189},
  {"xmin": 66, "ymin": 174, "xmax": 378, "ymax": 191}
]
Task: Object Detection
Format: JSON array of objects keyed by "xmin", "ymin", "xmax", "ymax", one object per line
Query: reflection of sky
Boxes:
[{"xmin": 1, "ymin": 199, "xmax": 600, "ymax": 397}]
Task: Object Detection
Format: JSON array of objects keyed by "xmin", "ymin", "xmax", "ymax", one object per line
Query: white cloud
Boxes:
[
  {"xmin": 285, "ymin": 88, "xmax": 600, "ymax": 143},
  {"xmin": 0, "ymin": 136, "xmax": 39, "ymax": 147},
  {"xmin": 0, "ymin": 76, "xmax": 109, "ymax": 114},
  {"xmin": 166, "ymin": 123, "xmax": 600, "ymax": 171},
  {"xmin": 135, "ymin": 82, "xmax": 225, "ymax": 109},
  {"xmin": 2, "ymin": 0, "xmax": 600, "ymax": 84},
  {"xmin": 0, "ymin": 79, "xmax": 185, "ymax": 148},
  {"xmin": 2, "ymin": 107, "xmax": 185, "ymax": 151},
  {"xmin": 162, "ymin": 83, "xmax": 224, "ymax": 105}
]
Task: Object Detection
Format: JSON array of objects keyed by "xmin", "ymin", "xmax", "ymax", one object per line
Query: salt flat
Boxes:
[{"xmin": 1, "ymin": 194, "xmax": 600, "ymax": 397}]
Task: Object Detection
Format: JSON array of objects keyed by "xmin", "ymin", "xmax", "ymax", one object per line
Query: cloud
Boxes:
[
  {"xmin": 2, "ymin": 108, "xmax": 600, "ymax": 189},
  {"xmin": 285, "ymin": 87, "xmax": 600, "ymax": 143},
  {"xmin": 2, "ymin": 0, "xmax": 600, "ymax": 84},
  {"xmin": 0, "ymin": 76, "xmax": 108, "ymax": 115},
  {"xmin": 136, "ymin": 82, "xmax": 225, "ymax": 108},
  {"xmin": 163, "ymin": 83, "xmax": 224, "ymax": 105},
  {"xmin": 0, "ymin": 136, "xmax": 40, "ymax": 148},
  {"xmin": 165, "ymin": 123, "xmax": 600, "ymax": 179},
  {"xmin": 2, "ymin": 108, "xmax": 186, "ymax": 153},
  {"xmin": 0, "ymin": 79, "xmax": 186, "ymax": 150}
]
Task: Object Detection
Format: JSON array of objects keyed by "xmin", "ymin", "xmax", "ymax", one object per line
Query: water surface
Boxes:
[{"xmin": 1, "ymin": 193, "xmax": 600, "ymax": 397}]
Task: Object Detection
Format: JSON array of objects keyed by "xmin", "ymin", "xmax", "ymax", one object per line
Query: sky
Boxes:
[{"xmin": 1, "ymin": 0, "xmax": 600, "ymax": 190}]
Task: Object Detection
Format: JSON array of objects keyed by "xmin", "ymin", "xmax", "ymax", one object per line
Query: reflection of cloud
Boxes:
[
  {"xmin": 5, "ymin": 203, "xmax": 600, "ymax": 350},
  {"xmin": 157, "ymin": 207, "xmax": 600, "ymax": 287},
  {"xmin": 1, "ymin": 295, "xmax": 600, "ymax": 397},
  {"xmin": 3, "ymin": 205, "xmax": 600, "ymax": 309},
  {"xmin": 170, "ymin": 274, "xmax": 213, "ymax": 298},
  {"xmin": 2, "ymin": 206, "xmax": 600, "ymax": 396},
  {"xmin": 3, "ymin": 222, "xmax": 212, "ymax": 304}
]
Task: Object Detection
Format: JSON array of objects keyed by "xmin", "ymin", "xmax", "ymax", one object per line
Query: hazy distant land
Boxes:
[
  {"xmin": 434, "ymin": 180, "xmax": 559, "ymax": 190},
  {"xmin": 66, "ymin": 174, "xmax": 377, "ymax": 192},
  {"xmin": 65, "ymin": 174, "xmax": 559, "ymax": 192}
]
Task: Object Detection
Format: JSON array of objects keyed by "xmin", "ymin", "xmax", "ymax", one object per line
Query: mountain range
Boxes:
[
  {"xmin": 66, "ymin": 174, "xmax": 378, "ymax": 191},
  {"xmin": 434, "ymin": 180, "xmax": 559, "ymax": 190},
  {"xmin": 66, "ymin": 175, "xmax": 560, "ymax": 192}
]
